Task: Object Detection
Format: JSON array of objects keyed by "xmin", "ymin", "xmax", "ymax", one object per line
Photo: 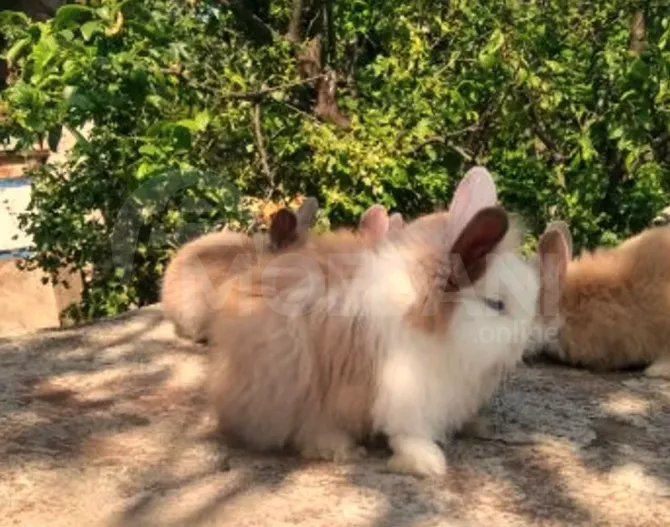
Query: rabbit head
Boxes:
[{"xmin": 380, "ymin": 165, "xmax": 540, "ymax": 393}]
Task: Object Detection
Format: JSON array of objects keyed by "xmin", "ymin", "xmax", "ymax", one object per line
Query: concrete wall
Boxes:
[
  {"xmin": 0, "ymin": 130, "xmax": 85, "ymax": 337},
  {"xmin": 0, "ymin": 258, "xmax": 60, "ymax": 337}
]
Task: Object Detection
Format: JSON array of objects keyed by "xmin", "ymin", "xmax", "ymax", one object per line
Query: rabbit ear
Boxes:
[
  {"xmin": 445, "ymin": 166, "xmax": 499, "ymax": 247},
  {"xmin": 268, "ymin": 208, "xmax": 298, "ymax": 249},
  {"xmin": 358, "ymin": 204, "xmax": 390, "ymax": 241},
  {"xmin": 295, "ymin": 196, "xmax": 319, "ymax": 232},
  {"xmin": 440, "ymin": 167, "xmax": 507, "ymax": 287},
  {"xmin": 538, "ymin": 223, "xmax": 571, "ymax": 284},
  {"xmin": 544, "ymin": 220, "xmax": 573, "ymax": 259},
  {"xmin": 388, "ymin": 212, "xmax": 405, "ymax": 230},
  {"xmin": 446, "ymin": 206, "xmax": 509, "ymax": 287},
  {"xmin": 537, "ymin": 224, "xmax": 571, "ymax": 315}
]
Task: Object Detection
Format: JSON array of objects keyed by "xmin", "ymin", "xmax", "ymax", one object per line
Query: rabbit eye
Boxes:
[{"xmin": 483, "ymin": 297, "xmax": 505, "ymax": 312}]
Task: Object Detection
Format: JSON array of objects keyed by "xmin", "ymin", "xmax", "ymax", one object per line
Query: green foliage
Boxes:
[{"xmin": 1, "ymin": 0, "xmax": 669, "ymax": 321}]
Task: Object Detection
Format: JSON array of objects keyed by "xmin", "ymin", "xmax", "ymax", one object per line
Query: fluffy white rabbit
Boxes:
[{"xmin": 206, "ymin": 166, "xmax": 540, "ymax": 477}]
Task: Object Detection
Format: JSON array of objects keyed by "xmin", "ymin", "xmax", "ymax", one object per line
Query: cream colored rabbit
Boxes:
[
  {"xmin": 528, "ymin": 220, "xmax": 670, "ymax": 379},
  {"xmin": 206, "ymin": 166, "xmax": 540, "ymax": 478},
  {"xmin": 161, "ymin": 199, "xmax": 396, "ymax": 343},
  {"xmin": 160, "ymin": 198, "xmax": 319, "ymax": 343}
]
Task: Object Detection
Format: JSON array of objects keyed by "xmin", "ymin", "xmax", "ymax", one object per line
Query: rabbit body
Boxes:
[
  {"xmin": 160, "ymin": 229, "xmax": 270, "ymax": 343},
  {"xmin": 160, "ymin": 199, "xmax": 319, "ymax": 343},
  {"xmin": 206, "ymin": 168, "xmax": 541, "ymax": 477},
  {"xmin": 530, "ymin": 223, "xmax": 670, "ymax": 378}
]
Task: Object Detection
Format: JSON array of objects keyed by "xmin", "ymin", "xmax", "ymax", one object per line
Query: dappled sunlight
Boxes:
[{"xmin": 1, "ymin": 307, "xmax": 669, "ymax": 525}]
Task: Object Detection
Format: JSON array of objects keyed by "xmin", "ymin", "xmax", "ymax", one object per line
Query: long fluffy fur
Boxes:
[
  {"xmin": 160, "ymin": 198, "xmax": 319, "ymax": 343},
  {"xmin": 206, "ymin": 167, "xmax": 540, "ymax": 477},
  {"xmin": 529, "ymin": 223, "xmax": 670, "ymax": 378},
  {"xmin": 160, "ymin": 200, "xmax": 394, "ymax": 343}
]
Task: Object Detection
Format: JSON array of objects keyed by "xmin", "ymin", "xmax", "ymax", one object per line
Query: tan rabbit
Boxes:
[
  {"xmin": 527, "ymin": 220, "xmax": 670, "ymax": 378},
  {"xmin": 160, "ymin": 198, "xmax": 319, "ymax": 343},
  {"xmin": 206, "ymin": 166, "xmax": 540, "ymax": 478},
  {"xmin": 161, "ymin": 199, "xmax": 397, "ymax": 343}
]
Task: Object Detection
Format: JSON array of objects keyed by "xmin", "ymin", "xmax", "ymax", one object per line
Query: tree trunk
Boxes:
[{"xmin": 630, "ymin": 10, "xmax": 646, "ymax": 55}]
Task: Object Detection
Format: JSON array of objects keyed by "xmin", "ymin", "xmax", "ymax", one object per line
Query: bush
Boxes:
[{"xmin": 1, "ymin": 0, "xmax": 669, "ymax": 322}]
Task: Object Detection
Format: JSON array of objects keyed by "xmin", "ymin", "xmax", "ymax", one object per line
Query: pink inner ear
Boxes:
[
  {"xmin": 359, "ymin": 204, "xmax": 390, "ymax": 240},
  {"xmin": 545, "ymin": 221, "xmax": 573, "ymax": 259},
  {"xmin": 449, "ymin": 207, "xmax": 509, "ymax": 285},
  {"xmin": 539, "ymin": 229, "xmax": 570, "ymax": 280},
  {"xmin": 445, "ymin": 166, "xmax": 499, "ymax": 247},
  {"xmin": 269, "ymin": 209, "xmax": 298, "ymax": 247},
  {"xmin": 388, "ymin": 212, "xmax": 404, "ymax": 230},
  {"xmin": 537, "ymin": 229, "xmax": 569, "ymax": 315}
]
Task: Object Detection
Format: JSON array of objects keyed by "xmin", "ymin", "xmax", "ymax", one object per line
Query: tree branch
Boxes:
[
  {"xmin": 630, "ymin": 10, "xmax": 646, "ymax": 55},
  {"xmin": 530, "ymin": 118, "xmax": 566, "ymax": 164},
  {"xmin": 286, "ymin": 0, "xmax": 304, "ymax": 42},
  {"xmin": 522, "ymin": 88, "xmax": 566, "ymax": 165},
  {"xmin": 324, "ymin": 0, "xmax": 336, "ymax": 65},
  {"xmin": 314, "ymin": 69, "xmax": 351, "ymax": 129},
  {"xmin": 251, "ymin": 103, "xmax": 275, "ymax": 197},
  {"xmin": 215, "ymin": 75, "xmax": 324, "ymax": 102},
  {"xmin": 466, "ymin": 88, "xmax": 510, "ymax": 162},
  {"xmin": 407, "ymin": 125, "xmax": 479, "ymax": 157}
]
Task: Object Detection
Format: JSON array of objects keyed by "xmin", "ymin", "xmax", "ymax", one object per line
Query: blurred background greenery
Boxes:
[{"xmin": 0, "ymin": 0, "xmax": 668, "ymax": 321}]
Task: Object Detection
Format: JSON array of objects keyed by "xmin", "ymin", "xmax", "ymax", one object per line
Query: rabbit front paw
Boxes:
[{"xmin": 387, "ymin": 436, "xmax": 446, "ymax": 477}]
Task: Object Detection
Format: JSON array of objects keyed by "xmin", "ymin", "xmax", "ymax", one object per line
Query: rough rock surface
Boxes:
[{"xmin": 1, "ymin": 305, "xmax": 669, "ymax": 526}]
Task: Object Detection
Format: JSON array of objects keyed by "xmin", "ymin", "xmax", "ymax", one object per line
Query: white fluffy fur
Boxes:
[
  {"xmin": 206, "ymin": 167, "xmax": 541, "ymax": 478},
  {"xmin": 362, "ymin": 233, "xmax": 539, "ymax": 475}
]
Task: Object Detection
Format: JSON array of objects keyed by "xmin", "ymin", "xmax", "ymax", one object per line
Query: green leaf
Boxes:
[
  {"xmin": 53, "ymin": 4, "xmax": 95, "ymax": 29},
  {"xmin": 578, "ymin": 134, "xmax": 595, "ymax": 162},
  {"xmin": 478, "ymin": 28, "xmax": 505, "ymax": 69},
  {"xmin": 172, "ymin": 126, "xmax": 192, "ymax": 149},
  {"xmin": 194, "ymin": 111, "xmax": 211, "ymax": 130},
  {"xmin": 59, "ymin": 29, "xmax": 75, "ymax": 41},
  {"xmin": 5, "ymin": 37, "xmax": 31, "ymax": 67},
  {"xmin": 66, "ymin": 91, "xmax": 94, "ymax": 111},
  {"xmin": 137, "ymin": 162, "xmax": 161, "ymax": 180},
  {"xmin": 81, "ymin": 21, "xmax": 103, "ymax": 41},
  {"xmin": 175, "ymin": 115, "xmax": 209, "ymax": 132},
  {"xmin": 609, "ymin": 126, "xmax": 625, "ymax": 140},
  {"xmin": 0, "ymin": 11, "xmax": 31, "ymax": 28},
  {"xmin": 31, "ymin": 33, "xmax": 58, "ymax": 77},
  {"xmin": 63, "ymin": 85, "xmax": 76, "ymax": 99},
  {"xmin": 544, "ymin": 60, "xmax": 564, "ymax": 73},
  {"xmin": 146, "ymin": 95, "xmax": 164, "ymax": 109},
  {"xmin": 139, "ymin": 144, "xmax": 162, "ymax": 156}
]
